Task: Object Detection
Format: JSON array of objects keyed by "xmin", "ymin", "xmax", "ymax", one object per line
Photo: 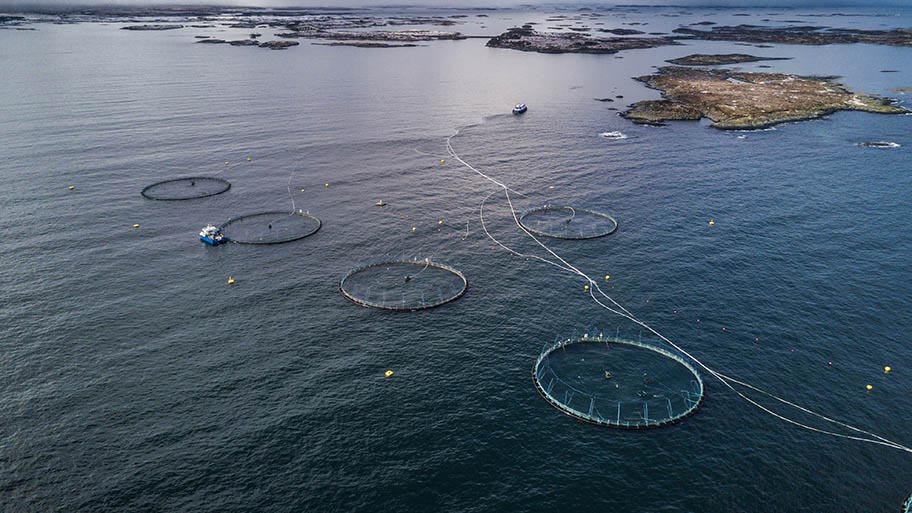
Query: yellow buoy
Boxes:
[
  {"xmin": 884, "ymin": 366, "xmax": 892, "ymax": 374},
  {"xmin": 583, "ymin": 284, "xmax": 589, "ymax": 291},
  {"xmin": 548, "ymin": 185, "xmax": 555, "ymax": 190},
  {"xmin": 384, "ymin": 370, "xmax": 394, "ymax": 378},
  {"xmin": 68, "ymin": 185, "xmax": 75, "ymax": 190},
  {"xmin": 709, "ymin": 219, "xmax": 715, "ymax": 226},
  {"xmin": 324, "ymin": 183, "xmax": 329, "ymax": 188},
  {"xmin": 227, "ymin": 276, "xmax": 235, "ymax": 285},
  {"xmin": 866, "ymin": 384, "xmax": 873, "ymax": 391},
  {"xmin": 605, "ymin": 274, "xmax": 610, "ymax": 282},
  {"xmin": 300, "ymin": 188, "xmax": 305, "ymax": 192},
  {"xmin": 132, "ymin": 223, "xmax": 140, "ymax": 229},
  {"xmin": 246, "ymin": 157, "xmax": 251, "ymax": 161},
  {"xmin": 438, "ymin": 220, "xmax": 444, "ymax": 225},
  {"xmin": 440, "ymin": 159, "xmax": 446, "ymax": 164},
  {"xmin": 411, "ymin": 226, "xmax": 417, "ymax": 232}
]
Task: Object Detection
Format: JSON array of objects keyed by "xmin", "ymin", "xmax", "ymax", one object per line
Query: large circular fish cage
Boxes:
[
  {"xmin": 519, "ymin": 205, "xmax": 618, "ymax": 240},
  {"xmin": 903, "ymin": 493, "xmax": 912, "ymax": 513},
  {"xmin": 339, "ymin": 259, "xmax": 467, "ymax": 311},
  {"xmin": 219, "ymin": 210, "xmax": 321, "ymax": 245},
  {"xmin": 141, "ymin": 177, "xmax": 231, "ymax": 201},
  {"xmin": 533, "ymin": 335, "xmax": 704, "ymax": 429}
]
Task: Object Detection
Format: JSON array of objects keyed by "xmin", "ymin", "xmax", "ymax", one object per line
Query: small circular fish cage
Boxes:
[
  {"xmin": 339, "ymin": 259, "xmax": 467, "ymax": 311},
  {"xmin": 533, "ymin": 335, "xmax": 703, "ymax": 429},
  {"xmin": 141, "ymin": 177, "xmax": 231, "ymax": 201},
  {"xmin": 519, "ymin": 205, "xmax": 618, "ymax": 240},
  {"xmin": 219, "ymin": 210, "xmax": 321, "ymax": 245}
]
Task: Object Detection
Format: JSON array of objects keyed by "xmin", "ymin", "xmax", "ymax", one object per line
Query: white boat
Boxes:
[
  {"xmin": 199, "ymin": 224, "xmax": 226, "ymax": 245},
  {"xmin": 600, "ymin": 131, "xmax": 627, "ymax": 140},
  {"xmin": 512, "ymin": 103, "xmax": 527, "ymax": 114}
]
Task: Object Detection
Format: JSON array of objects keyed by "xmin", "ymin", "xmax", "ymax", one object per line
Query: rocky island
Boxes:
[
  {"xmin": 666, "ymin": 53, "xmax": 791, "ymax": 66},
  {"xmin": 622, "ymin": 66, "xmax": 907, "ymax": 130},
  {"xmin": 672, "ymin": 24, "xmax": 912, "ymax": 47},
  {"xmin": 313, "ymin": 41, "xmax": 422, "ymax": 48},
  {"xmin": 121, "ymin": 24, "xmax": 183, "ymax": 31},
  {"xmin": 276, "ymin": 28, "xmax": 465, "ymax": 43},
  {"xmin": 196, "ymin": 39, "xmax": 300, "ymax": 50},
  {"xmin": 486, "ymin": 27, "xmax": 678, "ymax": 54}
]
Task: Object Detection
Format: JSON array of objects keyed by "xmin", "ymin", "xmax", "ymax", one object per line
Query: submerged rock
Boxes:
[{"xmin": 622, "ymin": 66, "xmax": 909, "ymax": 130}]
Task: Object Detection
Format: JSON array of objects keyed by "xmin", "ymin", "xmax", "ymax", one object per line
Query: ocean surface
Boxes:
[{"xmin": 2, "ymin": 6, "xmax": 912, "ymax": 512}]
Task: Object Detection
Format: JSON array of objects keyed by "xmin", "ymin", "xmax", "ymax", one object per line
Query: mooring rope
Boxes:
[{"xmin": 445, "ymin": 127, "xmax": 912, "ymax": 454}]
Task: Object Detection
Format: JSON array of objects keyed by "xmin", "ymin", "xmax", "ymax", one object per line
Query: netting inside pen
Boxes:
[
  {"xmin": 533, "ymin": 335, "xmax": 704, "ymax": 428},
  {"xmin": 519, "ymin": 205, "xmax": 618, "ymax": 239},
  {"xmin": 340, "ymin": 259, "xmax": 467, "ymax": 310},
  {"xmin": 220, "ymin": 210, "xmax": 321, "ymax": 244},
  {"xmin": 141, "ymin": 177, "xmax": 231, "ymax": 200}
]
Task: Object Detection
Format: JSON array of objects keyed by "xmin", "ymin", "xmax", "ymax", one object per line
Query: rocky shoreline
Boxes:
[{"xmin": 622, "ymin": 66, "xmax": 908, "ymax": 130}]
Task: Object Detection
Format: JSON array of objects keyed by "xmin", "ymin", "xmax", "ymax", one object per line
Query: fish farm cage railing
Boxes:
[
  {"xmin": 518, "ymin": 205, "xmax": 619, "ymax": 240},
  {"xmin": 533, "ymin": 334, "xmax": 704, "ymax": 429},
  {"xmin": 339, "ymin": 259, "xmax": 468, "ymax": 311},
  {"xmin": 140, "ymin": 176, "xmax": 231, "ymax": 201}
]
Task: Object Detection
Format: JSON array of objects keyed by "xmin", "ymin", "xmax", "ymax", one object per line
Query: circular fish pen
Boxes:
[
  {"xmin": 519, "ymin": 205, "xmax": 618, "ymax": 240},
  {"xmin": 339, "ymin": 259, "xmax": 467, "ymax": 311},
  {"xmin": 141, "ymin": 177, "xmax": 231, "ymax": 201},
  {"xmin": 219, "ymin": 210, "xmax": 321, "ymax": 244},
  {"xmin": 903, "ymin": 494, "xmax": 912, "ymax": 513},
  {"xmin": 533, "ymin": 335, "xmax": 704, "ymax": 429}
]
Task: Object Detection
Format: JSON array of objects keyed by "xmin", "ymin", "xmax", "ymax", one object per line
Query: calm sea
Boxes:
[{"xmin": 1, "ymin": 6, "xmax": 911, "ymax": 512}]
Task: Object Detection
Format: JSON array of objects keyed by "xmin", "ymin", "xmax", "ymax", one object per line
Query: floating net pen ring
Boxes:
[
  {"xmin": 339, "ymin": 259, "xmax": 467, "ymax": 311},
  {"xmin": 903, "ymin": 493, "xmax": 912, "ymax": 513},
  {"xmin": 141, "ymin": 177, "xmax": 231, "ymax": 201},
  {"xmin": 219, "ymin": 210, "xmax": 321, "ymax": 245},
  {"xmin": 533, "ymin": 335, "xmax": 704, "ymax": 429},
  {"xmin": 518, "ymin": 205, "xmax": 618, "ymax": 240}
]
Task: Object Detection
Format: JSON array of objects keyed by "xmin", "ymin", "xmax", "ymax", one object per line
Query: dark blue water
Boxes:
[{"xmin": 2, "ymin": 7, "xmax": 912, "ymax": 512}]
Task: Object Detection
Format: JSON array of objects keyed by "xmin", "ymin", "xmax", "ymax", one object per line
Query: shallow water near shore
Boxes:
[{"xmin": 2, "ymin": 6, "xmax": 912, "ymax": 512}]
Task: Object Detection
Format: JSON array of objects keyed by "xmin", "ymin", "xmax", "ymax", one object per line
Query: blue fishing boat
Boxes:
[{"xmin": 199, "ymin": 224, "xmax": 226, "ymax": 245}]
